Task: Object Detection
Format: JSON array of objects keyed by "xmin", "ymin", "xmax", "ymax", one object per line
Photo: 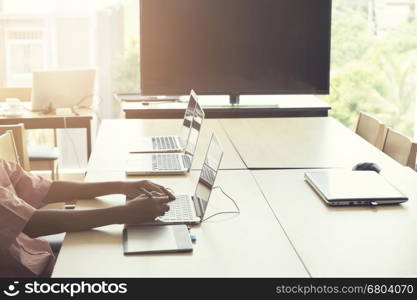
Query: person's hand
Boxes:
[
  {"xmin": 121, "ymin": 193, "xmax": 172, "ymax": 224},
  {"xmin": 121, "ymin": 180, "xmax": 175, "ymax": 200}
]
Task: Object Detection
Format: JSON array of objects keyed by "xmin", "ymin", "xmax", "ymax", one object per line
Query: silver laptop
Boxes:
[
  {"xmin": 305, "ymin": 170, "xmax": 408, "ymax": 206},
  {"xmin": 128, "ymin": 90, "xmax": 199, "ymax": 153},
  {"xmin": 125, "ymin": 100, "xmax": 205, "ymax": 175},
  {"xmin": 32, "ymin": 69, "xmax": 96, "ymax": 111},
  {"xmin": 152, "ymin": 134, "xmax": 223, "ymax": 225}
]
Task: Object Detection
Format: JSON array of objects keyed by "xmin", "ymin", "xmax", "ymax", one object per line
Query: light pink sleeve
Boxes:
[
  {"xmin": 0, "ymin": 187, "xmax": 36, "ymax": 251},
  {"xmin": 3, "ymin": 161, "xmax": 52, "ymax": 209}
]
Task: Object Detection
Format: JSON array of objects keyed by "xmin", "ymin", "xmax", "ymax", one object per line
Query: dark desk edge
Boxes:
[{"xmin": 124, "ymin": 106, "xmax": 331, "ymax": 119}]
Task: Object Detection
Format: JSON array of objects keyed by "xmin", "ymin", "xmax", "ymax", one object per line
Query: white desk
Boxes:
[
  {"xmin": 52, "ymin": 170, "xmax": 307, "ymax": 277},
  {"xmin": 53, "ymin": 116, "xmax": 417, "ymax": 278},
  {"xmin": 252, "ymin": 167, "xmax": 417, "ymax": 277},
  {"xmin": 221, "ymin": 117, "xmax": 402, "ymax": 170}
]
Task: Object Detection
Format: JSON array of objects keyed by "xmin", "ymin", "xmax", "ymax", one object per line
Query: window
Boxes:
[
  {"xmin": 322, "ymin": 0, "xmax": 417, "ymax": 138},
  {"xmin": 5, "ymin": 29, "xmax": 45, "ymax": 86},
  {"xmin": 0, "ymin": 0, "xmax": 129, "ymax": 169}
]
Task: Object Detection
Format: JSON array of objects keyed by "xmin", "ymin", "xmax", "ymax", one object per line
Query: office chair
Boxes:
[
  {"xmin": 382, "ymin": 128, "xmax": 417, "ymax": 169},
  {"xmin": 355, "ymin": 112, "xmax": 387, "ymax": 150},
  {"xmin": 0, "ymin": 124, "xmax": 31, "ymax": 170},
  {"xmin": 0, "ymin": 87, "xmax": 59, "ymax": 180},
  {"xmin": 0, "ymin": 131, "xmax": 20, "ymax": 164}
]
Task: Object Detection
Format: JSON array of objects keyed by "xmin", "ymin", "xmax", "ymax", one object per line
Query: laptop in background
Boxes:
[
  {"xmin": 128, "ymin": 90, "xmax": 199, "ymax": 153},
  {"xmin": 305, "ymin": 170, "xmax": 408, "ymax": 206},
  {"xmin": 125, "ymin": 99, "xmax": 205, "ymax": 175},
  {"xmin": 32, "ymin": 69, "xmax": 96, "ymax": 111}
]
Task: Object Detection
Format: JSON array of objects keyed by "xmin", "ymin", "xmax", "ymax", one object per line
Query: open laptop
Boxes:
[
  {"xmin": 125, "ymin": 100, "xmax": 205, "ymax": 175},
  {"xmin": 305, "ymin": 170, "xmax": 408, "ymax": 206},
  {"xmin": 128, "ymin": 90, "xmax": 199, "ymax": 153},
  {"xmin": 32, "ymin": 69, "xmax": 96, "ymax": 111},
  {"xmin": 139, "ymin": 134, "xmax": 223, "ymax": 225}
]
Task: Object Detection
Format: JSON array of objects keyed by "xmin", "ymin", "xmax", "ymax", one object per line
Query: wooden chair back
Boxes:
[
  {"xmin": 355, "ymin": 112, "xmax": 387, "ymax": 150},
  {"xmin": 382, "ymin": 128, "xmax": 417, "ymax": 169},
  {"xmin": 0, "ymin": 124, "xmax": 31, "ymax": 170},
  {"xmin": 0, "ymin": 131, "xmax": 20, "ymax": 165}
]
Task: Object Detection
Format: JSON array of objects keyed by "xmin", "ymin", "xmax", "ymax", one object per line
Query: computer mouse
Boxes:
[{"xmin": 352, "ymin": 162, "xmax": 381, "ymax": 173}]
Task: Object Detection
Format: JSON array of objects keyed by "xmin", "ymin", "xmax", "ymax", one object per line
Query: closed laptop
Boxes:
[{"xmin": 305, "ymin": 170, "xmax": 408, "ymax": 206}]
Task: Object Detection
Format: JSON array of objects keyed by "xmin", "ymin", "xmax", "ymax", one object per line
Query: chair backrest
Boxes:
[
  {"xmin": 0, "ymin": 124, "xmax": 31, "ymax": 170},
  {"xmin": 355, "ymin": 112, "xmax": 387, "ymax": 150},
  {"xmin": 382, "ymin": 128, "xmax": 417, "ymax": 169},
  {"xmin": 0, "ymin": 87, "xmax": 32, "ymax": 102},
  {"xmin": 0, "ymin": 132, "xmax": 19, "ymax": 165}
]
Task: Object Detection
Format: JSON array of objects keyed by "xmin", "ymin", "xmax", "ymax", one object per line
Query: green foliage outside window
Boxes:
[{"xmin": 322, "ymin": 0, "xmax": 417, "ymax": 137}]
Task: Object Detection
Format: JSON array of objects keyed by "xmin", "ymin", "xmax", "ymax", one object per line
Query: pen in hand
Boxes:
[
  {"xmin": 138, "ymin": 187, "xmax": 172, "ymax": 216},
  {"xmin": 139, "ymin": 187, "xmax": 172, "ymax": 205},
  {"xmin": 139, "ymin": 187, "xmax": 155, "ymax": 199}
]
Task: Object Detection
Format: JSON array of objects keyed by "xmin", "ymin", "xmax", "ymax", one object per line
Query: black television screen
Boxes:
[{"xmin": 140, "ymin": 0, "xmax": 332, "ymax": 100}]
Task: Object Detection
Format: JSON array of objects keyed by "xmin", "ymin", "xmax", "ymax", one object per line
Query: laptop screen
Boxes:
[
  {"xmin": 185, "ymin": 96, "xmax": 204, "ymax": 156},
  {"xmin": 178, "ymin": 91, "xmax": 197, "ymax": 148},
  {"xmin": 194, "ymin": 134, "xmax": 223, "ymax": 217}
]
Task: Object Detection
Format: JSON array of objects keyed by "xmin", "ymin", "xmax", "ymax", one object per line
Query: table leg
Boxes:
[{"xmin": 86, "ymin": 123, "xmax": 92, "ymax": 160}]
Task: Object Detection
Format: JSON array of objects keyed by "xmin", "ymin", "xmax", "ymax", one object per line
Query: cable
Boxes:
[
  {"xmin": 62, "ymin": 116, "xmax": 83, "ymax": 169},
  {"xmin": 63, "ymin": 93, "xmax": 104, "ymax": 169},
  {"xmin": 201, "ymin": 186, "xmax": 240, "ymax": 222},
  {"xmin": 73, "ymin": 93, "xmax": 100, "ymax": 108},
  {"xmin": 91, "ymin": 95, "xmax": 103, "ymax": 125},
  {"xmin": 72, "ymin": 93, "xmax": 103, "ymax": 124}
]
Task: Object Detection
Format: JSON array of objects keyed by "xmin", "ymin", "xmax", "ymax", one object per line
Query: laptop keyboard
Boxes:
[
  {"xmin": 152, "ymin": 136, "xmax": 179, "ymax": 150},
  {"xmin": 152, "ymin": 154, "xmax": 181, "ymax": 170},
  {"xmin": 201, "ymin": 167, "xmax": 215, "ymax": 184},
  {"xmin": 158, "ymin": 195, "xmax": 194, "ymax": 221},
  {"xmin": 152, "ymin": 154, "xmax": 191, "ymax": 170}
]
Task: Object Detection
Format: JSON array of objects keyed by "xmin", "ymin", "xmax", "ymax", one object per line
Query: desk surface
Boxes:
[
  {"xmin": 87, "ymin": 119, "xmax": 246, "ymax": 172},
  {"xmin": 52, "ymin": 170, "xmax": 308, "ymax": 277},
  {"xmin": 0, "ymin": 105, "xmax": 93, "ymax": 130},
  {"xmin": 221, "ymin": 117, "xmax": 403, "ymax": 170},
  {"xmin": 0, "ymin": 107, "xmax": 93, "ymax": 117},
  {"xmin": 252, "ymin": 167, "xmax": 417, "ymax": 277},
  {"xmin": 53, "ymin": 116, "xmax": 417, "ymax": 277}
]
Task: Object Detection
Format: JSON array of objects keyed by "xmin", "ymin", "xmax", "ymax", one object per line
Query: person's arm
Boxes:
[
  {"xmin": 42, "ymin": 181, "xmax": 123, "ymax": 203},
  {"xmin": 42, "ymin": 180, "xmax": 175, "ymax": 204},
  {"xmin": 23, "ymin": 194, "xmax": 171, "ymax": 238},
  {"xmin": 0, "ymin": 186, "xmax": 37, "ymax": 250}
]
